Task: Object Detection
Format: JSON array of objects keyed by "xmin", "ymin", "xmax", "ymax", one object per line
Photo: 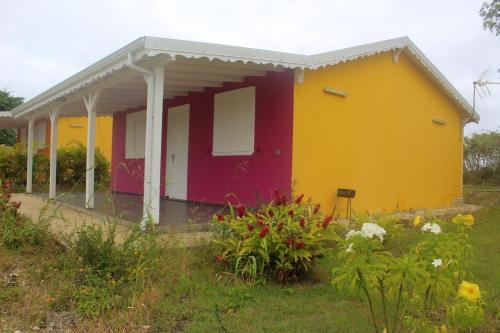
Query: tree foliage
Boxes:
[
  {"xmin": 0, "ymin": 89, "xmax": 24, "ymax": 146},
  {"xmin": 480, "ymin": 0, "xmax": 500, "ymax": 36},
  {"xmin": 463, "ymin": 131, "xmax": 500, "ymax": 185}
]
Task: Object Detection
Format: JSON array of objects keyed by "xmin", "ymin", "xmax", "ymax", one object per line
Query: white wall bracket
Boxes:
[
  {"xmin": 392, "ymin": 48, "xmax": 404, "ymax": 63},
  {"xmin": 294, "ymin": 68, "xmax": 305, "ymax": 84}
]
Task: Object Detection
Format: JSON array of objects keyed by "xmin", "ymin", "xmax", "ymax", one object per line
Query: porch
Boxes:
[
  {"xmin": 10, "ymin": 37, "xmax": 298, "ymax": 227},
  {"xmin": 33, "ymin": 192, "xmax": 221, "ymax": 227}
]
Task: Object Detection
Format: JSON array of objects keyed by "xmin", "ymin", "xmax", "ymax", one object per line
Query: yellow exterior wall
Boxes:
[
  {"xmin": 57, "ymin": 116, "xmax": 113, "ymax": 161},
  {"xmin": 292, "ymin": 52, "xmax": 464, "ymax": 214}
]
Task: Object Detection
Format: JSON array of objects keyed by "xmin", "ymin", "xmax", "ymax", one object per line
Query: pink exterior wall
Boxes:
[{"xmin": 111, "ymin": 70, "xmax": 294, "ymax": 206}]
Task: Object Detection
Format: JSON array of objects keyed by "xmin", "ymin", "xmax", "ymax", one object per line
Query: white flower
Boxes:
[
  {"xmin": 345, "ymin": 223, "xmax": 386, "ymax": 242},
  {"xmin": 361, "ymin": 223, "xmax": 386, "ymax": 241},
  {"xmin": 346, "ymin": 243, "xmax": 354, "ymax": 253},
  {"xmin": 421, "ymin": 223, "xmax": 442, "ymax": 235},
  {"xmin": 432, "ymin": 258, "xmax": 442, "ymax": 267},
  {"xmin": 346, "ymin": 230, "xmax": 363, "ymax": 239}
]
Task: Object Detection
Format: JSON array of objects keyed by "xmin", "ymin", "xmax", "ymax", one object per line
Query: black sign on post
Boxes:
[{"xmin": 337, "ymin": 188, "xmax": 356, "ymax": 220}]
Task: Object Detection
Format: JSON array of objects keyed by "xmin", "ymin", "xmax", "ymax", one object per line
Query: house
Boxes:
[
  {"xmin": 16, "ymin": 116, "xmax": 113, "ymax": 160},
  {"xmin": 1, "ymin": 111, "xmax": 112, "ymax": 160},
  {"xmin": 7, "ymin": 36, "xmax": 479, "ymax": 225}
]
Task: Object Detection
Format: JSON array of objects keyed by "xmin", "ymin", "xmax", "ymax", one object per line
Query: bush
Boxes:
[
  {"xmin": 0, "ymin": 144, "xmax": 49, "ymax": 189},
  {"xmin": 0, "ymin": 180, "xmax": 54, "ymax": 250},
  {"xmin": 0, "ymin": 142, "xmax": 109, "ymax": 191},
  {"xmin": 68, "ymin": 221, "xmax": 164, "ymax": 318},
  {"xmin": 211, "ymin": 190, "xmax": 339, "ymax": 283},
  {"xmin": 57, "ymin": 142, "xmax": 109, "ymax": 189},
  {"xmin": 463, "ymin": 131, "xmax": 500, "ymax": 185},
  {"xmin": 332, "ymin": 214, "xmax": 486, "ymax": 333}
]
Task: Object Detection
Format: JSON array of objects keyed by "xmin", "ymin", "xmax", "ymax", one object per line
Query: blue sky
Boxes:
[{"xmin": 1, "ymin": 0, "xmax": 498, "ymax": 135}]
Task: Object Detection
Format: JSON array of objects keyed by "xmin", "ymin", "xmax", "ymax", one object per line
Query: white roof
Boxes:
[
  {"xmin": 0, "ymin": 111, "xmax": 25, "ymax": 128},
  {"xmin": 8, "ymin": 36, "xmax": 479, "ymax": 122}
]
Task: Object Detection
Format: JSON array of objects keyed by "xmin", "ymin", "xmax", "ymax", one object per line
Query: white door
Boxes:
[{"xmin": 165, "ymin": 104, "xmax": 190, "ymax": 200}]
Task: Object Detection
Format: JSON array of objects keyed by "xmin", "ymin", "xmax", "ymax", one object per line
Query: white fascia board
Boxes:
[{"xmin": 143, "ymin": 36, "xmax": 308, "ymax": 68}]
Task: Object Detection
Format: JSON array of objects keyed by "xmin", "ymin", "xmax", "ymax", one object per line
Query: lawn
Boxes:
[{"xmin": 0, "ymin": 187, "xmax": 499, "ymax": 332}]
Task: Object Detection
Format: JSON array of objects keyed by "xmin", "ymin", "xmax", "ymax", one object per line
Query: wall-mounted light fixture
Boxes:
[{"xmin": 324, "ymin": 86, "xmax": 347, "ymax": 97}]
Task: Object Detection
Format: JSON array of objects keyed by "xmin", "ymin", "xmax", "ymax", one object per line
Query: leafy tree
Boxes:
[
  {"xmin": 0, "ymin": 89, "xmax": 24, "ymax": 146},
  {"xmin": 463, "ymin": 131, "xmax": 500, "ymax": 185},
  {"xmin": 480, "ymin": 0, "xmax": 500, "ymax": 35}
]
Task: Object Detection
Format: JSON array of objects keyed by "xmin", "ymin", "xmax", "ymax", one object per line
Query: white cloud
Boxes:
[{"xmin": 0, "ymin": 0, "xmax": 498, "ymax": 134}]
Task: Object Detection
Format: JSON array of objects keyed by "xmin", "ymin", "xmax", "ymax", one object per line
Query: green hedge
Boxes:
[{"xmin": 0, "ymin": 143, "xmax": 109, "ymax": 191}]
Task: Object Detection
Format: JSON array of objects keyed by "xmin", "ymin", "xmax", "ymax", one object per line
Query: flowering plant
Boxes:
[
  {"xmin": 211, "ymin": 190, "xmax": 339, "ymax": 283},
  {"xmin": 332, "ymin": 213, "xmax": 485, "ymax": 333}
]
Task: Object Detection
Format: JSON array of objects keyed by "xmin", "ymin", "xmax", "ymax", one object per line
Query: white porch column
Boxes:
[
  {"xmin": 142, "ymin": 65, "xmax": 165, "ymax": 226},
  {"xmin": 48, "ymin": 108, "xmax": 59, "ymax": 199},
  {"xmin": 26, "ymin": 117, "xmax": 35, "ymax": 193},
  {"xmin": 83, "ymin": 92, "xmax": 100, "ymax": 209}
]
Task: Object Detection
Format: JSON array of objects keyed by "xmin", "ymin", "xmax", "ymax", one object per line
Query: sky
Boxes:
[{"xmin": 1, "ymin": 0, "xmax": 499, "ymax": 135}]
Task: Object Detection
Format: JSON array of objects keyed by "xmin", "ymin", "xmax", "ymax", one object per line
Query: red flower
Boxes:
[
  {"xmin": 322, "ymin": 215, "xmax": 333, "ymax": 229},
  {"xmin": 236, "ymin": 205, "xmax": 246, "ymax": 218},
  {"xmin": 299, "ymin": 217, "xmax": 306, "ymax": 228},
  {"xmin": 247, "ymin": 224, "xmax": 254, "ymax": 231},
  {"xmin": 257, "ymin": 219, "xmax": 266, "ymax": 227},
  {"xmin": 276, "ymin": 222, "xmax": 284, "ymax": 231},
  {"xmin": 286, "ymin": 238, "xmax": 295, "ymax": 247},
  {"xmin": 268, "ymin": 210, "xmax": 274, "ymax": 218},
  {"xmin": 216, "ymin": 214, "xmax": 225, "ymax": 221},
  {"xmin": 11, "ymin": 201, "xmax": 21, "ymax": 209},
  {"xmin": 259, "ymin": 225, "xmax": 269, "ymax": 238},
  {"xmin": 294, "ymin": 194, "xmax": 304, "ymax": 204},
  {"xmin": 215, "ymin": 255, "xmax": 222, "ymax": 262},
  {"xmin": 288, "ymin": 210, "xmax": 294, "ymax": 216},
  {"xmin": 313, "ymin": 204, "xmax": 321, "ymax": 214},
  {"xmin": 295, "ymin": 241, "xmax": 305, "ymax": 249}
]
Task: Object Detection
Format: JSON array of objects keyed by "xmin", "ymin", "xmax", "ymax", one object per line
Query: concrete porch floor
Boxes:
[{"xmin": 34, "ymin": 192, "xmax": 223, "ymax": 227}]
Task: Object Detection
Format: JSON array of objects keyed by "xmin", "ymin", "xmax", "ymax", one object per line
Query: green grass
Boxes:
[{"xmin": 1, "ymin": 187, "xmax": 499, "ymax": 332}]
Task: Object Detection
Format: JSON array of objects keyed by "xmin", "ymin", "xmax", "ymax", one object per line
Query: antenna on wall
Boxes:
[{"xmin": 473, "ymin": 68, "xmax": 500, "ymax": 112}]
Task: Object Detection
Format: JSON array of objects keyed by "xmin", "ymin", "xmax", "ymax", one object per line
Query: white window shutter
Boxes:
[
  {"xmin": 232, "ymin": 86, "xmax": 255, "ymax": 154},
  {"xmin": 125, "ymin": 112, "xmax": 136, "ymax": 159},
  {"xmin": 213, "ymin": 86, "xmax": 255, "ymax": 156}
]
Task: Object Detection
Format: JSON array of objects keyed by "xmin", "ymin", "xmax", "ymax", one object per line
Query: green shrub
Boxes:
[
  {"xmin": 57, "ymin": 142, "xmax": 109, "ymax": 189},
  {"xmin": 68, "ymin": 221, "xmax": 164, "ymax": 318},
  {"xmin": 211, "ymin": 190, "xmax": 340, "ymax": 283},
  {"xmin": 0, "ymin": 144, "xmax": 49, "ymax": 189},
  {"xmin": 0, "ymin": 142, "xmax": 109, "ymax": 191},
  {"xmin": 0, "ymin": 180, "xmax": 54, "ymax": 250},
  {"xmin": 331, "ymin": 214, "xmax": 486, "ymax": 333}
]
